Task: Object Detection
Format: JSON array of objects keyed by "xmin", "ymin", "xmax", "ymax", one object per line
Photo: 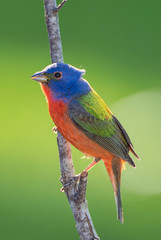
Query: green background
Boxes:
[{"xmin": 1, "ymin": 0, "xmax": 161, "ymax": 239}]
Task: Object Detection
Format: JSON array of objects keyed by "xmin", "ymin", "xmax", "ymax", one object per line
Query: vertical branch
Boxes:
[
  {"xmin": 44, "ymin": 1, "xmax": 100, "ymax": 239},
  {"xmin": 44, "ymin": 0, "xmax": 63, "ymax": 63}
]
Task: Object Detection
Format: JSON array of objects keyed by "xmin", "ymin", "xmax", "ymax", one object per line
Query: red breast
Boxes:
[{"xmin": 41, "ymin": 83, "xmax": 115, "ymax": 164}]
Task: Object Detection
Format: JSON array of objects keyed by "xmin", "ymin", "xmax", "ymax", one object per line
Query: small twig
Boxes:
[{"xmin": 53, "ymin": 0, "xmax": 67, "ymax": 13}]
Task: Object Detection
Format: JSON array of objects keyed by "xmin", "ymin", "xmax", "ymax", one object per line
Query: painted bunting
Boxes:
[{"xmin": 31, "ymin": 63, "xmax": 139, "ymax": 223}]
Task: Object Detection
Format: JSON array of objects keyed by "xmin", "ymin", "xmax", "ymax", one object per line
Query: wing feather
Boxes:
[{"xmin": 69, "ymin": 92, "xmax": 137, "ymax": 166}]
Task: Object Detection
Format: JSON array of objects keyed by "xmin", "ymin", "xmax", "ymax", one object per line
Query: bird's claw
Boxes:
[{"xmin": 81, "ymin": 155, "xmax": 91, "ymax": 160}]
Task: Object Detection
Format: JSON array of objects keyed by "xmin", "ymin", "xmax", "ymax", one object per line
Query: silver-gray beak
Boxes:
[{"xmin": 31, "ymin": 71, "xmax": 48, "ymax": 83}]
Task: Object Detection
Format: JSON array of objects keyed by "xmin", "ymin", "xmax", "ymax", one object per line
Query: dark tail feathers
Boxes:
[{"xmin": 104, "ymin": 157, "xmax": 124, "ymax": 223}]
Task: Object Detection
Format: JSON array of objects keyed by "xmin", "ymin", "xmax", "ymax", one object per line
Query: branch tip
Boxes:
[
  {"xmin": 53, "ymin": 0, "xmax": 67, "ymax": 13},
  {"xmin": 74, "ymin": 171, "xmax": 88, "ymax": 203},
  {"xmin": 80, "ymin": 171, "xmax": 88, "ymax": 178}
]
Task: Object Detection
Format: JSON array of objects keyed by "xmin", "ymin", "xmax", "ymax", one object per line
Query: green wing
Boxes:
[{"xmin": 68, "ymin": 90, "xmax": 136, "ymax": 166}]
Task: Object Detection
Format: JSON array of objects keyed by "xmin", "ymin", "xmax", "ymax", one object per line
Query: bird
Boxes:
[{"xmin": 31, "ymin": 63, "xmax": 140, "ymax": 223}]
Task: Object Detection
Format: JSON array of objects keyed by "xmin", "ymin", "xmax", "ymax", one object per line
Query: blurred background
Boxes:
[{"xmin": 0, "ymin": 0, "xmax": 161, "ymax": 239}]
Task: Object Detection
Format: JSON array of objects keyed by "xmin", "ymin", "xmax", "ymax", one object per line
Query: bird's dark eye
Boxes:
[{"xmin": 54, "ymin": 71, "xmax": 62, "ymax": 79}]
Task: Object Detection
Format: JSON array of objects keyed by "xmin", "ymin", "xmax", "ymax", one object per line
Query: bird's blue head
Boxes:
[{"xmin": 31, "ymin": 63, "xmax": 91, "ymax": 101}]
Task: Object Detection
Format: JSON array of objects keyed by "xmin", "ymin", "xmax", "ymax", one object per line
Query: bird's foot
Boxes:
[
  {"xmin": 83, "ymin": 158, "xmax": 101, "ymax": 172},
  {"xmin": 81, "ymin": 155, "xmax": 91, "ymax": 160}
]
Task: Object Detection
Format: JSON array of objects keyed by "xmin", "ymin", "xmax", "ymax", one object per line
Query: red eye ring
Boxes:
[{"xmin": 54, "ymin": 71, "xmax": 62, "ymax": 79}]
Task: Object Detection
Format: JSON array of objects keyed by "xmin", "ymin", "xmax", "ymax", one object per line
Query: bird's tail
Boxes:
[{"xmin": 104, "ymin": 157, "xmax": 124, "ymax": 224}]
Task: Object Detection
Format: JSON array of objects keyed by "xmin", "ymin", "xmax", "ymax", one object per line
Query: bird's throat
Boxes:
[{"xmin": 40, "ymin": 83, "xmax": 53, "ymax": 104}]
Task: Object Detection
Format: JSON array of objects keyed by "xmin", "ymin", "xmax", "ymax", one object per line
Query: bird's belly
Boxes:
[
  {"xmin": 59, "ymin": 120, "xmax": 112, "ymax": 159},
  {"xmin": 49, "ymin": 100, "xmax": 113, "ymax": 160}
]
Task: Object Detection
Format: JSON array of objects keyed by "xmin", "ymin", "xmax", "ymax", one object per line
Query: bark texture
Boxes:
[{"xmin": 44, "ymin": 1, "xmax": 99, "ymax": 239}]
